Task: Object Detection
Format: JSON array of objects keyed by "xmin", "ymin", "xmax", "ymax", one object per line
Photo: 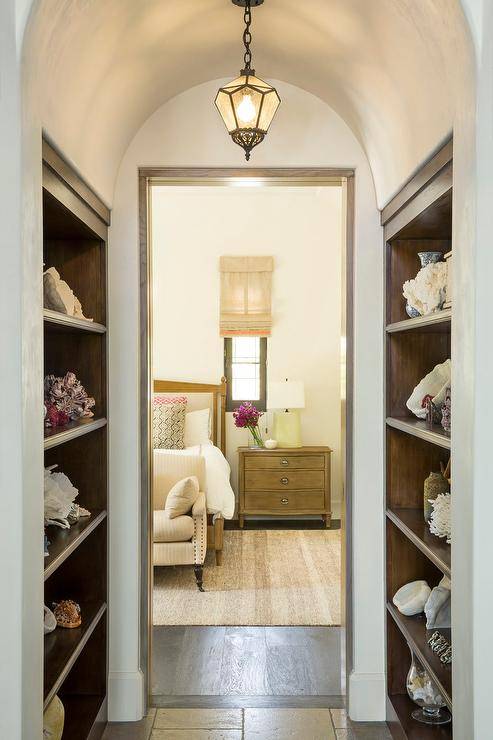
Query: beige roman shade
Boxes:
[{"xmin": 220, "ymin": 256, "xmax": 273, "ymax": 336}]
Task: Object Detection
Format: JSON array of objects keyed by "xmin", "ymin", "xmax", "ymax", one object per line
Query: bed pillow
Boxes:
[
  {"xmin": 184, "ymin": 408, "xmax": 212, "ymax": 447},
  {"xmin": 153, "ymin": 395, "xmax": 187, "ymax": 449},
  {"xmin": 164, "ymin": 475, "xmax": 200, "ymax": 518}
]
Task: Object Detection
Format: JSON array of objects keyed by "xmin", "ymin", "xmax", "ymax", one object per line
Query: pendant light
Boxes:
[{"xmin": 215, "ymin": 0, "xmax": 280, "ymax": 160}]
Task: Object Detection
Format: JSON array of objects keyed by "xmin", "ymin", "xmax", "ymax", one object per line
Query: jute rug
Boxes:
[{"xmin": 153, "ymin": 529, "xmax": 341, "ymax": 626}]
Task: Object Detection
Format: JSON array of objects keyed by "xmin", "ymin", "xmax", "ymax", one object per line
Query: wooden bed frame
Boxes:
[{"xmin": 153, "ymin": 377, "xmax": 227, "ymax": 565}]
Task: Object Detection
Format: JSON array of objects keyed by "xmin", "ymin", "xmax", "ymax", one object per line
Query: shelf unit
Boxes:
[
  {"xmin": 382, "ymin": 140, "xmax": 453, "ymax": 737},
  {"xmin": 42, "ymin": 139, "xmax": 110, "ymax": 739}
]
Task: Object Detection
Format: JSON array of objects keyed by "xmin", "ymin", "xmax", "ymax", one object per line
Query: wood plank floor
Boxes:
[{"xmin": 152, "ymin": 626, "xmax": 342, "ymax": 699}]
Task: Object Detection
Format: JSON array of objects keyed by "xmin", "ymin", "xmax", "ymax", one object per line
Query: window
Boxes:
[{"xmin": 224, "ymin": 336, "xmax": 267, "ymax": 412}]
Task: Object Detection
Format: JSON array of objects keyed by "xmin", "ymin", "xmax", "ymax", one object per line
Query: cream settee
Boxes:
[{"xmin": 153, "ymin": 450, "xmax": 207, "ymax": 590}]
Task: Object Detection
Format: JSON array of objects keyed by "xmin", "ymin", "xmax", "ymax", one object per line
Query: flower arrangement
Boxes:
[
  {"xmin": 428, "ymin": 492, "xmax": 451, "ymax": 544},
  {"xmin": 233, "ymin": 402, "xmax": 264, "ymax": 447},
  {"xmin": 403, "ymin": 262, "xmax": 448, "ymax": 316},
  {"xmin": 44, "ymin": 371, "xmax": 95, "ymax": 427}
]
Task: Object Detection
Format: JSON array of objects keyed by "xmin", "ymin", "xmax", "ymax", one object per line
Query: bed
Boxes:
[{"xmin": 152, "ymin": 377, "xmax": 235, "ymax": 564}]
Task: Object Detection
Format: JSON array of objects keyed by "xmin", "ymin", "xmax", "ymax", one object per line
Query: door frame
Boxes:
[{"xmin": 138, "ymin": 167, "xmax": 355, "ymax": 707}]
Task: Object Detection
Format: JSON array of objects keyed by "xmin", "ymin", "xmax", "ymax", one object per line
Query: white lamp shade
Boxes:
[{"xmin": 267, "ymin": 380, "xmax": 305, "ymax": 409}]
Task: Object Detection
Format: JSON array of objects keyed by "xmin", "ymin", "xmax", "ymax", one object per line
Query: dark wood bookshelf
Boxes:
[
  {"xmin": 383, "ymin": 140, "xmax": 453, "ymax": 738},
  {"xmin": 42, "ymin": 140, "xmax": 109, "ymax": 738},
  {"xmin": 44, "ymin": 511, "xmax": 107, "ymax": 580}
]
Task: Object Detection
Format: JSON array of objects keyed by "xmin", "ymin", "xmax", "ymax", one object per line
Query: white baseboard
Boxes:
[
  {"xmin": 108, "ymin": 670, "xmax": 144, "ymax": 722},
  {"xmin": 348, "ymin": 671, "xmax": 386, "ymax": 721}
]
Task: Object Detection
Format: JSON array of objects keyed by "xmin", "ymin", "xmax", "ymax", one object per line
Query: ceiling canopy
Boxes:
[{"xmin": 24, "ymin": 0, "xmax": 471, "ymax": 205}]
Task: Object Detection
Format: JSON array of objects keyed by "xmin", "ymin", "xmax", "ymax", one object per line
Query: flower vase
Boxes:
[
  {"xmin": 248, "ymin": 426, "xmax": 264, "ymax": 448},
  {"xmin": 406, "ymin": 648, "xmax": 451, "ymax": 725}
]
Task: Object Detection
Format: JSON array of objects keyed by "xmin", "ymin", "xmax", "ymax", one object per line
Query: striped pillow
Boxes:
[{"xmin": 153, "ymin": 395, "xmax": 187, "ymax": 449}]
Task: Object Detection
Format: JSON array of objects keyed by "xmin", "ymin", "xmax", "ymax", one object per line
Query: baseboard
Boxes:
[
  {"xmin": 108, "ymin": 670, "xmax": 144, "ymax": 722},
  {"xmin": 348, "ymin": 671, "xmax": 386, "ymax": 721}
]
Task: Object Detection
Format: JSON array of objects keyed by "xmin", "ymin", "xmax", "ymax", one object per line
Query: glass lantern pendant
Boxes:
[{"xmin": 215, "ymin": 0, "xmax": 280, "ymax": 160}]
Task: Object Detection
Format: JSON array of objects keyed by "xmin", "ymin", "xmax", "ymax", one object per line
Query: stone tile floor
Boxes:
[{"xmin": 102, "ymin": 707, "xmax": 392, "ymax": 740}]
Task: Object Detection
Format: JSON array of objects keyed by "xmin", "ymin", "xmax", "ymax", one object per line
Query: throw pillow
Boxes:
[
  {"xmin": 164, "ymin": 476, "xmax": 200, "ymax": 518},
  {"xmin": 184, "ymin": 408, "xmax": 212, "ymax": 447},
  {"xmin": 153, "ymin": 395, "xmax": 187, "ymax": 449}
]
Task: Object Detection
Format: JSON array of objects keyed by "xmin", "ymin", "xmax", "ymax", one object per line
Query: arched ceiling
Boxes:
[{"xmin": 24, "ymin": 0, "xmax": 471, "ymax": 206}]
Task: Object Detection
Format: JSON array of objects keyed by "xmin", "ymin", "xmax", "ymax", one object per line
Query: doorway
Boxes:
[{"xmin": 139, "ymin": 168, "xmax": 354, "ymax": 709}]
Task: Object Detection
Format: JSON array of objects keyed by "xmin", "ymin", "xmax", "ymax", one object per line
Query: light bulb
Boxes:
[{"xmin": 236, "ymin": 94, "xmax": 256, "ymax": 125}]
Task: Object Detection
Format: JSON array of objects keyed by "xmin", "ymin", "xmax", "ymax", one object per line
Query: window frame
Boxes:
[{"xmin": 224, "ymin": 336, "xmax": 267, "ymax": 413}]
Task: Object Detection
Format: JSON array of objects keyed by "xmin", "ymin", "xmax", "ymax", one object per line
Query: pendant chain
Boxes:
[{"xmin": 243, "ymin": 0, "xmax": 253, "ymax": 71}]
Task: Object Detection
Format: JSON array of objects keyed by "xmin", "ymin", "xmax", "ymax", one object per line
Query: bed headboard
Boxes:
[{"xmin": 153, "ymin": 377, "xmax": 227, "ymax": 454}]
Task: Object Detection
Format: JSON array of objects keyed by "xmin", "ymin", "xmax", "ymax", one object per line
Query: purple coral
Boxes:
[{"xmin": 44, "ymin": 372, "xmax": 95, "ymax": 427}]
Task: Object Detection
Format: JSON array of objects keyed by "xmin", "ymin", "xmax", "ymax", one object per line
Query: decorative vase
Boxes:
[
  {"xmin": 406, "ymin": 303, "xmax": 421, "ymax": 318},
  {"xmin": 406, "ymin": 649, "xmax": 451, "ymax": 725},
  {"xmin": 424, "ymin": 472, "xmax": 449, "ymax": 522},
  {"xmin": 418, "ymin": 251, "xmax": 443, "ymax": 267},
  {"xmin": 248, "ymin": 425, "xmax": 264, "ymax": 448}
]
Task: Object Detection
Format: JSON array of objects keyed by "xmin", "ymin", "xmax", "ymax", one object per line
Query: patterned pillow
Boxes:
[{"xmin": 153, "ymin": 395, "xmax": 187, "ymax": 449}]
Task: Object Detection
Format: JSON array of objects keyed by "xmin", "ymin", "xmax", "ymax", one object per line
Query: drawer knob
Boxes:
[
  {"xmin": 280, "ymin": 477, "xmax": 289, "ymax": 485},
  {"xmin": 281, "ymin": 459, "xmax": 289, "ymax": 466},
  {"xmin": 281, "ymin": 498, "xmax": 289, "ymax": 505}
]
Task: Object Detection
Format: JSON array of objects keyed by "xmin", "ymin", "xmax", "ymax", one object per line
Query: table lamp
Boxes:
[{"xmin": 267, "ymin": 379, "xmax": 305, "ymax": 448}]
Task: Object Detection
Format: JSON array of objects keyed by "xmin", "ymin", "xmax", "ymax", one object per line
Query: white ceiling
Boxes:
[{"xmin": 24, "ymin": 0, "xmax": 471, "ymax": 206}]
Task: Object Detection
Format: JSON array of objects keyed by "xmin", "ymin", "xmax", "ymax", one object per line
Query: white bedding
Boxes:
[{"xmin": 159, "ymin": 444, "xmax": 235, "ymax": 519}]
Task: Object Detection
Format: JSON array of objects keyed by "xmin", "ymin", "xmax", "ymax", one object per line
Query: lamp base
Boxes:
[{"xmin": 272, "ymin": 410, "xmax": 302, "ymax": 448}]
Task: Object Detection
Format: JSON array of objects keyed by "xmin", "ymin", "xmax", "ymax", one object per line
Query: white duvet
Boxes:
[{"xmin": 160, "ymin": 444, "xmax": 235, "ymax": 519}]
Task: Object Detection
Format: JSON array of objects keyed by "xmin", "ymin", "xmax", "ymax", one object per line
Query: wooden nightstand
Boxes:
[{"xmin": 238, "ymin": 446, "xmax": 332, "ymax": 528}]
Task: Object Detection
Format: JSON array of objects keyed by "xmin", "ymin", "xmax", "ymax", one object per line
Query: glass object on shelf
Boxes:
[{"xmin": 406, "ymin": 648, "xmax": 451, "ymax": 725}]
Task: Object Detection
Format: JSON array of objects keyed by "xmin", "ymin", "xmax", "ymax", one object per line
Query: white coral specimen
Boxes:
[
  {"xmin": 429, "ymin": 492, "xmax": 451, "ymax": 544},
  {"xmin": 44, "ymin": 465, "xmax": 79, "ymax": 528},
  {"xmin": 403, "ymin": 262, "xmax": 448, "ymax": 316}
]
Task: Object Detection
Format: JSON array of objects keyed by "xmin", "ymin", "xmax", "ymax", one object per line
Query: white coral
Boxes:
[
  {"xmin": 403, "ymin": 262, "xmax": 448, "ymax": 316},
  {"xmin": 429, "ymin": 492, "xmax": 451, "ymax": 544},
  {"xmin": 44, "ymin": 465, "xmax": 79, "ymax": 528}
]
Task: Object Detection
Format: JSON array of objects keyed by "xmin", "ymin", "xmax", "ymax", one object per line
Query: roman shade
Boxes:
[{"xmin": 220, "ymin": 256, "xmax": 273, "ymax": 336}]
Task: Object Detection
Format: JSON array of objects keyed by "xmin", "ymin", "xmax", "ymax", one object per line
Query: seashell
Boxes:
[
  {"xmin": 264, "ymin": 439, "xmax": 278, "ymax": 449},
  {"xmin": 406, "ymin": 359, "xmax": 451, "ymax": 419},
  {"xmin": 43, "ymin": 695, "xmax": 65, "ymax": 740},
  {"xmin": 425, "ymin": 582, "xmax": 451, "ymax": 629},
  {"xmin": 393, "ymin": 580, "xmax": 431, "ymax": 616},
  {"xmin": 44, "ymin": 605, "xmax": 57, "ymax": 634},
  {"xmin": 53, "ymin": 600, "xmax": 81, "ymax": 629}
]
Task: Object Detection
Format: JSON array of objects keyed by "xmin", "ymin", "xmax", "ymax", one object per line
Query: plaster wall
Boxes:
[
  {"xmin": 109, "ymin": 79, "xmax": 384, "ymax": 721},
  {"xmin": 151, "ymin": 185, "xmax": 344, "ymax": 517}
]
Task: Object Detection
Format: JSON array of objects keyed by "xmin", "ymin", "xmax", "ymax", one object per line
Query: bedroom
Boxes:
[{"xmin": 149, "ymin": 179, "xmax": 347, "ymax": 700}]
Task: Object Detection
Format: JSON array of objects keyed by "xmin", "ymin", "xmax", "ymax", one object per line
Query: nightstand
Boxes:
[{"xmin": 238, "ymin": 446, "xmax": 332, "ymax": 528}]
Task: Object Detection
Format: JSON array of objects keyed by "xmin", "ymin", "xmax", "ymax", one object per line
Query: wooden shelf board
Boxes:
[
  {"xmin": 386, "ymin": 509, "xmax": 450, "ymax": 578},
  {"xmin": 386, "ymin": 310, "xmax": 451, "ymax": 334},
  {"xmin": 44, "ymin": 511, "xmax": 107, "ymax": 580},
  {"xmin": 388, "ymin": 694, "xmax": 452, "ymax": 739},
  {"xmin": 387, "ymin": 602, "xmax": 452, "ymax": 711},
  {"xmin": 386, "ymin": 417, "xmax": 451, "ymax": 449},
  {"xmin": 44, "ymin": 417, "xmax": 107, "ymax": 450},
  {"xmin": 44, "ymin": 309, "xmax": 106, "ymax": 334},
  {"xmin": 58, "ymin": 693, "xmax": 106, "ymax": 740},
  {"xmin": 44, "ymin": 602, "xmax": 106, "ymax": 708}
]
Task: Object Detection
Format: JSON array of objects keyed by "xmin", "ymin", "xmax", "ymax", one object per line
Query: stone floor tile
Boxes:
[
  {"xmin": 151, "ymin": 731, "xmax": 242, "ymax": 740},
  {"xmin": 154, "ymin": 708, "xmax": 242, "ymax": 729},
  {"xmin": 335, "ymin": 731, "xmax": 353, "ymax": 740},
  {"xmin": 102, "ymin": 709, "xmax": 156, "ymax": 740},
  {"xmin": 348, "ymin": 722, "xmax": 392, "ymax": 740},
  {"xmin": 244, "ymin": 708, "xmax": 335, "ymax": 739},
  {"xmin": 330, "ymin": 708, "xmax": 348, "ymax": 728}
]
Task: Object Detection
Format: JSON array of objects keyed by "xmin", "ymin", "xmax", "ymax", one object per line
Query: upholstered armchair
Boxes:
[{"xmin": 153, "ymin": 450, "xmax": 207, "ymax": 590}]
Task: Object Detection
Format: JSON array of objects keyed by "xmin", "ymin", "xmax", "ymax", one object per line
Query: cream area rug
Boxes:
[{"xmin": 153, "ymin": 529, "xmax": 341, "ymax": 626}]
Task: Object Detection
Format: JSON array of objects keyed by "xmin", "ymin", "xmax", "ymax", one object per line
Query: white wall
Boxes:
[
  {"xmin": 151, "ymin": 185, "xmax": 343, "ymax": 516},
  {"xmin": 109, "ymin": 78, "xmax": 384, "ymax": 721}
]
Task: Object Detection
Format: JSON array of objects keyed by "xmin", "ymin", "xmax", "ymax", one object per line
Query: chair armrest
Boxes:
[{"xmin": 192, "ymin": 491, "xmax": 206, "ymax": 518}]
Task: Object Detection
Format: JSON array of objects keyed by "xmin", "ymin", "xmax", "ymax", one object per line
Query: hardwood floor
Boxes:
[{"xmin": 152, "ymin": 626, "xmax": 342, "ymax": 699}]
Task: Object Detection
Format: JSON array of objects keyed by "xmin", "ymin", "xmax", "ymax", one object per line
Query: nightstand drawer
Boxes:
[
  {"xmin": 244, "ymin": 454, "xmax": 325, "ymax": 470},
  {"xmin": 244, "ymin": 490, "xmax": 326, "ymax": 512},
  {"xmin": 244, "ymin": 469, "xmax": 325, "ymax": 491}
]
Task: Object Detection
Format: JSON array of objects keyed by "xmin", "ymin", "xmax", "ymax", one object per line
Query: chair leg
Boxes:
[{"xmin": 194, "ymin": 565, "xmax": 204, "ymax": 592}]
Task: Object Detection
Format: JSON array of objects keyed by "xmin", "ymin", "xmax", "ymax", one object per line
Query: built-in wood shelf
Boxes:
[
  {"xmin": 386, "ymin": 310, "xmax": 452, "ymax": 334},
  {"xmin": 386, "ymin": 417, "xmax": 451, "ymax": 450},
  {"xmin": 44, "ymin": 511, "xmax": 107, "ymax": 580},
  {"xmin": 388, "ymin": 695, "xmax": 452, "ymax": 739},
  {"xmin": 44, "ymin": 417, "xmax": 107, "ymax": 450},
  {"xmin": 386, "ymin": 509, "xmax": 450, "ymax": 578},
  {"xmin": 44, "ymin": 309, "xmax": 106, "ymax": 334},
  {"xmin": 60, "ymin": 694, "xmax": 106, "ymax": 740},
  {"xmin": 387, "ymin": 602, "xmax": 452, "ymax": 711},
  {"xmin": 44, "ymin": 602, "xmax": 107, "ymax": 708}
]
